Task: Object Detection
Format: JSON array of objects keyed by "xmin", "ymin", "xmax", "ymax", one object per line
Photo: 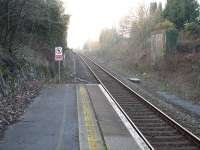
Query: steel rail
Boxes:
[
  {"xmin": 79, "ymin": 54, "xmax": 154, "ymax": 150},
  {"xmin": 79, "ymin": 54, "xmax": 200, "ymax": 150}
]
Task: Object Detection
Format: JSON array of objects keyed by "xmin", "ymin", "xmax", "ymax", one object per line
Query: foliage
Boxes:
[
  {"xmin": 0, "ymin": 0, "xmax": 69, "ymax": 57},
  {"xmin": 124, "ymin": 3, "xmax": 163, "ymax": 49},
  {"xmin": 0, "ymin": 0, "xmax": 69, "ymax": 96},
  {"xmin": 184, "ymin": 22, "xmax": 200, "ymax": 38},
  {"xmin": 166, "ymin": 27, "xmax": 178, "ymax": 53},
  {"xmin": 85, "ymin": 2, "xmax": 164, "ymax": 63},
  {"xmin": 99, "ymin": 28, "xmax": 121, "ymax": 50},
  {"xmin": 150, "ymin": 2, "xmax": 162, "ymax": 15},
  {"xmin": 150, "ymin": 2, "xmax": 158, "ymax": 15},
  {"xmin": 129, "ymin": 6, "xmax": 150, "ymax": 48},
  {"xmin": 0, "ymin": 0, "xmax": 69, "ymax": 81},
  {"xmin": 163, "ymin": 0, "xmax": 200, "ymax": 29},
  {"xmin": 154, "ymin": 20, "xmax": 174, "ymax": 30}
]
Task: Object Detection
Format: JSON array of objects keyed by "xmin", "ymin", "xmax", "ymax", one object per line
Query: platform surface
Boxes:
[
  {"xmin": 0, "ymin": 85, "xmax": 79, "ymax": 150},
  {"xmin": 0, "ymin": 84, "xmax": 148, "ymax": 150}
]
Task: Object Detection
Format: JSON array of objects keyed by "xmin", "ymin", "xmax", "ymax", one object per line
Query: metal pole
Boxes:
[
  {"xmin": 58, "ymin": 61, "xmax": 61, "ymax": 83},
  {"xmin": 73, "ymin": 52, "xmax": 76, "ymax": 83}
]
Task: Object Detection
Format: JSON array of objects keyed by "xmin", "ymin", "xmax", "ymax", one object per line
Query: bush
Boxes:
[
  {"xmin": 184, "ymin": 22, "xmax": 200, "ymax": 38},
  {"xmin": 154, "ymin": 19, "xmax": 174, "ymax": 30},
  {"xmin": 166, "ymin": 27, "xmax": 178, "ymax": 53}
]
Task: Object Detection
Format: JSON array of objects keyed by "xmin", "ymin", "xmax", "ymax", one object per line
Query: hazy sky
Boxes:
[{"xmin": 62, "ymin": 0, "xmax": 167, "ymax": 48}]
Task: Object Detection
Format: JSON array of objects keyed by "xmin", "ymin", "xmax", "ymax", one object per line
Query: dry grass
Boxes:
[{"xmin": 151, "ymin": 53, "xmax": 200, "ymax": 102}]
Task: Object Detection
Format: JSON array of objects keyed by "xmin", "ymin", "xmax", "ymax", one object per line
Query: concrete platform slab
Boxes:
[
  {"xmin": 77, "ymin": 84, "xmax": 105, "ymax": 150},
  {"xmin": 0, "ymin": 85, "xmax": 79, "ymax": 150}
]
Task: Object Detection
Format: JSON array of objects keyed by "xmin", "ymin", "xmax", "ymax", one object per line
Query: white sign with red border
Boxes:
[{"xmin": 55, "ymin": 47, "xmax": 63, "ymax": 61}]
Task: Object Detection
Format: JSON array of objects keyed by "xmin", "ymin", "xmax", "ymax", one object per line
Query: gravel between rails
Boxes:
[
  {"xmin": 73, "ymin": 53, "xmax": 98, "ymax": 84},
  {"xmin": 86, "ymin": 56, "xmax": 200, "ymax": 139}
]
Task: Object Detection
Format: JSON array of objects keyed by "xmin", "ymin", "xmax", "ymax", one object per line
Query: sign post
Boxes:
[
  {"xmin": 58, "ymin": 61, "xmax": 61, "ymax": 83},
  {"xmin": 55, "ymin": 47, "xmax": 63, "ymax": 83}
]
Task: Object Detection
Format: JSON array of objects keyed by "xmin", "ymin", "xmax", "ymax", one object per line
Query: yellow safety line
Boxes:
[{"xmin": 80, "ymin": 85, "xmax": 100, "ymax": 150}]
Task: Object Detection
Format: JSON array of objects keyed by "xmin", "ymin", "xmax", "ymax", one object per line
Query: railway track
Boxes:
[{"xmin": 79, "ymin": 54, "xmax": 200, "ymax": 150}]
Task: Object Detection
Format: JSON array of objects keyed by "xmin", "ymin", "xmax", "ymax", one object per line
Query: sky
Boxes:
[{"xmin": 62, "ymin": 0, "xmax": 168, "ymax": 48}]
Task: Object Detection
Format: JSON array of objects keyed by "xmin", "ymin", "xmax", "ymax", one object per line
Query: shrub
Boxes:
[
  {"xmin": 184, "ymin": 22, "xmax": 200, "ymax": 38},
  {"xmin": 154, "ymin": 20, "xmax": 174, "ymax": 30},
  {"xmin": 166, "ymin": 27, "xmax": 178, "ymax": 53}
]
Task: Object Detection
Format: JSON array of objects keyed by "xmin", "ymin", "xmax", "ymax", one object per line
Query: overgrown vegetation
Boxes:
[
  {"xmin": 84, "ymin": 0, "xmax": 200, "ymax": 101},
  {"xmin": 0, "ymin": 0, "xmax": 69, "ymax": 97},
  {"xmin": 163, "ymin": 0, "xmax": 200, "ymax": 29}
]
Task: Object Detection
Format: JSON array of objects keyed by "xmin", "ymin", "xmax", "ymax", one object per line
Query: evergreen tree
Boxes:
[{"xmin": 163, "ymin": 0, "xmax": 200, "ymax": 29}]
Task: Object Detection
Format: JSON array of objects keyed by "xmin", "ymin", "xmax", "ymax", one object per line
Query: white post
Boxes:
[{"xmin": 58, "ymin": 61, "xmax": 61, "ymax": 83}]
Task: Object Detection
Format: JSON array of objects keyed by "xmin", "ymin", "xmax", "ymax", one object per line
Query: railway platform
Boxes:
[{"xmin": 0, "ymin": 84, "xmax": 149, "ymax": 150}]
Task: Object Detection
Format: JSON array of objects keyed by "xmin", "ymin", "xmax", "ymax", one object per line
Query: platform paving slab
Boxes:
[
  {"xmin": 77, "ymin": 84, "xmax": 105, "ymax": 150},
  {"xmin": 0, "ymin": 84, "xmax": 79, "ymax": 150}
]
